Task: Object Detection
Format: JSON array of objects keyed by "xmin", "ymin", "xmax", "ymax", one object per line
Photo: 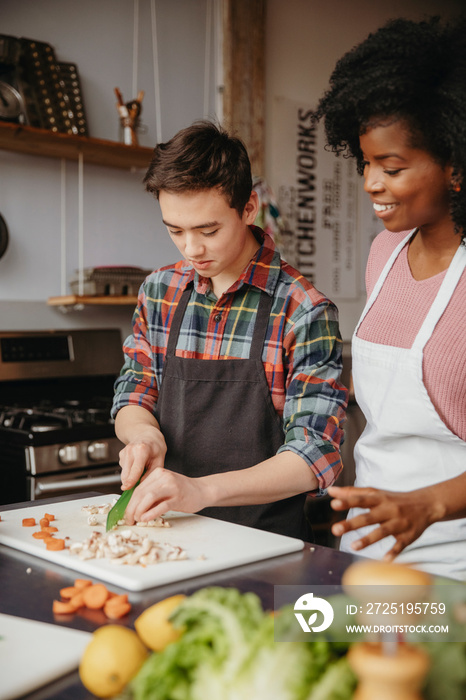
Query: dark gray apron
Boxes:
[{"xmin": 155, "ymin": 281, "xmax": 310, "ymax": 540}]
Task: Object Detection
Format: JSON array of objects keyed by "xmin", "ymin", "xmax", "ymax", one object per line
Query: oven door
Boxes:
[{"xmin": 28, "ymin": 466, "xmax": 122, "ymax": 500}]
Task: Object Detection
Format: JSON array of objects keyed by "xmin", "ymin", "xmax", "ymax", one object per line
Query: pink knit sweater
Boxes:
[{"xmin": 357, "ymin": 229, "xmax": 466, "ymax": 441}]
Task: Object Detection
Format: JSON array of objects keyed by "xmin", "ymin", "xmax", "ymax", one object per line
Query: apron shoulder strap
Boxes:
[
  {"xmin": 413, "ymin": 242, "xmax": 466, "ymax": 350},
  {"xmin": 249, "ymin": 291, "xmax": 274, "ymax": 360},
  {"xmin": 355, "ymin": 229, "xmax": 415, "ymax": 335},
  {"xmin": 165, "ymin": 281, "xmax": 193, "ymax": 357}
]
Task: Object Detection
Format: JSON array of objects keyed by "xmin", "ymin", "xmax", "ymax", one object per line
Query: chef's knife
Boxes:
[{"xmin": 106, "ymin": 478, "xmax": 140, "ymax": 531}]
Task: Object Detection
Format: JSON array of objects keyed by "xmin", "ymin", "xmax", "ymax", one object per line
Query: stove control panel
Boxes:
[
  {"xmin": 25, "ymin": 438, "xmax": 123, "ymax": 474},
  {"xmin": 58, "ymin": 444, "xmax": 79, "ymax": 465},
  {"xmin": 88, "ymin": 441, "xmax": 110, "ymax": 461}
]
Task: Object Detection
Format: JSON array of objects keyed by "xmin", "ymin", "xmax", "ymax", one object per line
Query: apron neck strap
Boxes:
[
  {"xmin": 413, "ymin": 241, "xmax": 466, "ymax": 350},
  {"xmin": 249, "ymin": 291, "xmax": 274, "ymax": 359},
  {"xmin": 355, "ymin": 229, "xmax": 415, "ymax": 334},
  {"xmin": 166, "ymin": 282, "xmax": 274, "ymax": 360},
  {"xmin": 165, "ymin": 282, "xmax": 193, "ymax": 357}
]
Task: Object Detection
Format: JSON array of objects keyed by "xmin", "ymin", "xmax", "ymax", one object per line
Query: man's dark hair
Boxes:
[
  {"xmin": 143, "ymin": 120, "xmax": 253, "ymax": 216},
  {"xmin": 313, "ymin": 16, "xmax": 466, "ymax": 238}
]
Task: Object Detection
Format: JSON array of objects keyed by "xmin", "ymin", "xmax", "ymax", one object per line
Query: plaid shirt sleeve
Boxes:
[
  {"xmin": 112, "ymin": 284, "xmax": 161, "ymax": 416},
  {"xmin": 277, "ymin": 295, "xmax": 348, "ymax": 494}
]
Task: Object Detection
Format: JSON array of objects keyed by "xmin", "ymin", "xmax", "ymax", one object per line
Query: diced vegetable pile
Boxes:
[
  {"xmin": 22, "ymin": 513, "xmax": 66, "ymax": 551},
  {"xmin": 53, "ymin": 578, "xmax": 132, "ymax": 620}
]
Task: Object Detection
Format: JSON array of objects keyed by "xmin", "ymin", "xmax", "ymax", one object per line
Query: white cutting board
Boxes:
[
  {"xmin": 0, "ymin": 613, "xmax": 91, "ymax": 700},
  {"xmin": 0, "ymin": 495, "xmax": 304, "ymax": 591}
]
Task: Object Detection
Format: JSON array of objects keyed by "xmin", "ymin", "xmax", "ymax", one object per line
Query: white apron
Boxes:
[{"xmin": 341, "ymin": 230, "xmax": 466, "ymax": 580}]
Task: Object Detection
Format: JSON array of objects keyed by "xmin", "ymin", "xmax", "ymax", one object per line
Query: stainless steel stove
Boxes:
[{"xmin": 0, "ymin": 329, "xmax": 125, "ymax": 505}]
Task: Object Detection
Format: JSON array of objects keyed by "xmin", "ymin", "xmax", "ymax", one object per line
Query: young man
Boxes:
[{"xmin": 112, "ymin": 120, "xmax": 348, "ymax": 540}]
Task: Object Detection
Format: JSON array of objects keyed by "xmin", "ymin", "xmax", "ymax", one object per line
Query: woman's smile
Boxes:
[{"xmin": 361, "ymin": 120, "xmax": 454, "ymax": 238}]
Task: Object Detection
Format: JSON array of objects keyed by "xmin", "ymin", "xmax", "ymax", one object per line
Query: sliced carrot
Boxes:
[
  {"xmin": 104, "ymin": 601, "xmax": 132, "ymax": 619},
  {"xmin": 46, "ymin": 538, "xmax": 65, "ymax": 551},
  {"xmin": 22, "ymin": 518, "xmax": 36, "ymax": 527},
  {"xmin": 74, "ymin": 578, "xmax": 93, "ymax": 590},
  {"xmin": 104, "ymin": 593, "xmax": 129, "ymax": 607},
  {"xmin": 82, "ymin": 583, "xmax": 110, "ymax": 609},
  {"xmin": 41, "ymin": 525, "xmax": 59, "ymax": 533},
  {"xmin": 68, "ymin": 591, "xmax": 85, "ymax": 611},
  {"xmin": 52, "ymin": 600, "xmax": 75, "ymax": 614},
  {"xmin": 59, "ymin": 586, "xmax": 78, "ymax": 599},
  {"xmin": 32, "ymin": 530, "xmax": 50, "ymax": 539},
  {"xmin": 39, "ymin": 518, "xmax": 50, "ymax": 528},
  {"xmin": 51, "ymin": 579, "xmax": 131, "ymax": 620},
  {"xmin": 103, "ymin": 593, "xmax": 131, "ymax": 618},
  {"xmin": 44, "ymin": 513, "xmax": 55, "ymax": 521}
]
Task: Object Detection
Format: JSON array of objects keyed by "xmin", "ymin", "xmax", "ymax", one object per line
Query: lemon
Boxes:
[
  {"xmin": 79, "ymin": 624, "xmax": 148, "ymax": 698},
  {"xmin": 135, "ymin": 594, "xmax": 186, "ymax": 651}
]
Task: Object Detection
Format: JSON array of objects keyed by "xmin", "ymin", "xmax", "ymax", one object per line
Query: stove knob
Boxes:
[
  {"xmin": 58, "ymin": 444, "xmax": 79, "ymax": 464},
  {"xmin": 87, "ymin": 441, "xmax": 109, "ymax": 461}
]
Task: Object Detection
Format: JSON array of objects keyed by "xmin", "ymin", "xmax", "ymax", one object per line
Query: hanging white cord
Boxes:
[
  {"xmin": 204, "ymin": 0, "xmax": 213, "ymax": 118},
  {"xmin": 60, "ymin": 159, "xmax": 67, "ymax": 296},
  {"xmin": 132, "ymin": 0, "xmax": 139, "ymax": 97},
  {"xmin": 204, "ymin": 0, "xmax": 212, "ymax": 119},
  {"xmin": 150, "ymin": 0, "xmax": 162, "ymax": 143},
  {"xmin": 213, "ymin": 0, "xmax": 224, "ymax": 123},
  {"xmin": 78, "ymin": 151, "xmax": 84, "ymax": 297}
]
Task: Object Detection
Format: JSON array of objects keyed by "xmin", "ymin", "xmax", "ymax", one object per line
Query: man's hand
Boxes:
[
  {"xmin": 114, "ymin": 405, "xmax": 167, "ymax": 490},
  {"xmin": 119, "ymin": 432, "xmax": 167, "ymax": 490},
  {"xmin": 124, "ymin": 468, "xmax": 210, "ymax": 525},
  {"xmin": 328, "ymin": 485, "xmax": 438, "ymax": 560}
]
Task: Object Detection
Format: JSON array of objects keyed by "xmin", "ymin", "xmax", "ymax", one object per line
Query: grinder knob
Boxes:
[{"xmin": 342, "ymin": 560, "xmax": 431, "ymax": 700}]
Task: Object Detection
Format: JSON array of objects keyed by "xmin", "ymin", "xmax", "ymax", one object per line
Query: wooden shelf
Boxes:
[
  {"xmin": 47, "ymin": 294, "xmax": 137, "ymax": 307},
  {"xmin": 0, "ymin": 121, "xmax": 153, "ymax": 170}
]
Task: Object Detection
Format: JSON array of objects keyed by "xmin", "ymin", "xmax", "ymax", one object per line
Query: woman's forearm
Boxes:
[{"xmin": 425, "ymin": 470, "xmax": 466, "ymax": 523}]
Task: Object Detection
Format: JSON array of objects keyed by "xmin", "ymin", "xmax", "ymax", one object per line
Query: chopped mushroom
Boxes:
[
  {"xmin": 69, "ymin": 528, "xmax": 187, "ymax": 567},
  {"xmin": 81, "ymin": 502, "xmax": 170, "ymax": 529}
]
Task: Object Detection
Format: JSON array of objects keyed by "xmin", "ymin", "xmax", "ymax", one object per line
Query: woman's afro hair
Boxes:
[{"xmin": 313, "ymin": 16, "xmax": 466, "ymax": 236}]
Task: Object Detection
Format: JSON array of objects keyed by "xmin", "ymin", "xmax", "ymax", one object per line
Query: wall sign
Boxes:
[{"xmin": 271, "ymin": 97, "xmax": 382, "ymax": 300}]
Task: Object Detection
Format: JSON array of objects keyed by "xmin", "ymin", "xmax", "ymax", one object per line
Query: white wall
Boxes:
[
  {"xmin": 264, "ymin": 0, "xmax": 464, "ymax": 339},
  {"xmin": 0, "ymin": 0, "xmax": 221, "ymax": 334}
]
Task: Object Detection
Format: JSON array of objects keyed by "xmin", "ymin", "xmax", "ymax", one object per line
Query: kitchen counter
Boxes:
[{"xmin": 0, "ymin": 494, "xmax": 361, "ymax": 700}]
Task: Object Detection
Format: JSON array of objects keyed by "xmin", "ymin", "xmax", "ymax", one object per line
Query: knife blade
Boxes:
[{"xmin": 106, "ymin": 478, "xmax": 140, "ymax": 531}]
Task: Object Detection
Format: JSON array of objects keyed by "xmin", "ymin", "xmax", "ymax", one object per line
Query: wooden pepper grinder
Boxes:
[
  {"xmin": 114, "ymin": 87, "xmax": 145, "ymax": 146},
  {"xmin": 342, "ymin": 560, "xmax": 432, "ymax": 700}
]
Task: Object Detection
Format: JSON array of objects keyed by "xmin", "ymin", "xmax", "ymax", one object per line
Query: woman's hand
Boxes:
[
  {"xmin": 327, "ymin": 485, "xmax": 439, "ymax": 560},
  {"xmin": 124, "ymin": 468, "xmax": 210, "ymax": 525}
]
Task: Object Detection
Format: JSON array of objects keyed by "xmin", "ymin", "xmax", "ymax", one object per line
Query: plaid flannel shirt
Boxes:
[{"xmin": 112, "ymin": 227, "xmax": 348, "ymax": 492}]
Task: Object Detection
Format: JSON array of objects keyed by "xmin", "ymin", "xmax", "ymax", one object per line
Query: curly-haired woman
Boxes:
[{"xmin": 314, "ymin": 16, "xmax": 466, "ymax": 580}]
